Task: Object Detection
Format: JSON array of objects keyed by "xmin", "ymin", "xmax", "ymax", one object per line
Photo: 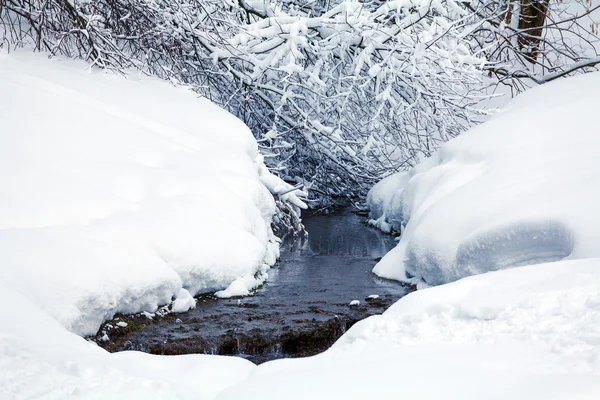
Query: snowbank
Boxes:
[
  {"xmin": 0, "ymin": 280, "xmax": 255, "ymax": 400},
  {"xmin": 0, "ymin": 51, "xmax": 304, "ymax": 336},
  {"xmin": 366, "ymin": 171, "xmax": 409, "ymax": 233},
  {"xmin": 216, "ymin": 258, "xmax": 600, "ymax": 400},
  {"xmin": 368, "ymin": 72, "xmax": 600, "ymax": 284}
]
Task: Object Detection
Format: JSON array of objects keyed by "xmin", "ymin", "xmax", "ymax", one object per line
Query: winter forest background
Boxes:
[{"xmin": 2, "ymin": 0, "xmax": 598, "ymax": 207}]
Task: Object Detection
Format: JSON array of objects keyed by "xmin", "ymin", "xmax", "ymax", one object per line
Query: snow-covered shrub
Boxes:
[{"xmin": 0, "ymin": 0, "xmax": 489, "ymax": 205}]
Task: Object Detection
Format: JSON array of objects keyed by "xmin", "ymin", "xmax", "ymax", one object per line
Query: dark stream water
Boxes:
[{"xmin": 92, "ymin": 210, "xmax": 411, "ymax": 363}]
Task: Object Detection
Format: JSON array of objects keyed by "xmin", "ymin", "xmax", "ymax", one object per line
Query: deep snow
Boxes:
[
  {"xmin": 0, "ymin": 281, "xmax": 256, "ymax": 400},
  {"xmin": 215, "ymin": 259, "xmax": 600, "ymax": 400},
  {"xmin": 0, "ymin": 51, "xmax": 307, "ymax": 399},
  {"xmin": 368, "ymin": 71, "xmax": 600, "ymax": 285},
  {"xmin": 3, "ymin": 50, "xmax": 600, "ymax": 400},
  {"xmin": 0, "ymin": 52, "xmax": 305, "ymax": 337}
]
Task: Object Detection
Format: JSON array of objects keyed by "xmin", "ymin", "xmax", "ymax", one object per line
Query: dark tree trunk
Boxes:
[
  {"xmin": 518, "ymin": 0, "xmax": 550, "ymax": 62},
  {"xmin": 503, "ymin": 0, "xmax": 550, "ymax": 62}
]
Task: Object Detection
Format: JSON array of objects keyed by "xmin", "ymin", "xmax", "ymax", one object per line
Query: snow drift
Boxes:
[
  {"xmin": 368, "ymin": 72, "xmax": 600, "ymax": 284},
  {"xmin": 0, "ymin": 52, "xmax": 304, "ymax": 336},
  {"xmin": 215, "ymin": 258, "xmax": 600, "ymax": 400}
]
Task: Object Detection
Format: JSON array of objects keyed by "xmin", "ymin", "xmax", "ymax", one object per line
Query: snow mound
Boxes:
[
  {"xmin": 0, "ymin": 280, "xmax": 254, "ymax": 400},
  {"xmin": 369, "ymin": 72, "xmax": 600, "ymax": 284},
  {"xmin": 216, "ymin": 259, "xmax": 600, "ymax": 400},
  {"xmin": 0, "ymin": 52, "xmax": 302, "ymax": 336}
]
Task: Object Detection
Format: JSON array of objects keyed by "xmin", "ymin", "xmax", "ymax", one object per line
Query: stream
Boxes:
[{"xmin": 92, "ymin": 209, "xmax": 411, "ymax": 363}]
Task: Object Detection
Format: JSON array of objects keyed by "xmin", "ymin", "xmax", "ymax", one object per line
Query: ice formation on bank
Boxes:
[{"xmin": 368, "ymin": 72, "xmax": 600, "ymax": 284}]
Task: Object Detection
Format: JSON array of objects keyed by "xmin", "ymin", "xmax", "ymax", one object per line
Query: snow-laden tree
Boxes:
[
  {"xmin": 215, "ymin": 0, "xmax": 490, "ymax": 203},
  {"xmin": 1, "ymin": 0, "xmax": 489, "ymax": 206}
]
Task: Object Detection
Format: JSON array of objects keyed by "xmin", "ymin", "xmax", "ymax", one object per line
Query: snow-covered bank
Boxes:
[
  {"xmin": 216, "ymin": 258, "xmax": 600, "ymax": 400},
  {"xmin": 0, "ymin": 280, "xmax": 255, "ymax": 400},
  {"xmin": 0, "ymin": 52, "xmax": 304, "ymax": 337},
  {"xmin": 3, "ymin": 46, "xmax": 600, "ymax": 400},
  {"xmin": 366, "ymin": 171, "xmax": 410, "ymax": 233},
  {"xmin": 255, "ymin": 72, "xmax": 597, "ymax": 399},
  {"xmin": 368, "ymin": 72, "xmax": 600, "ymax": 284}
]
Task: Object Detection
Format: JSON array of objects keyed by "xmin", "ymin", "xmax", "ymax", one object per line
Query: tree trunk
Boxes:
[{"xmin": 518, "ymin": 0, "xmax": 550, "ymax": 62}]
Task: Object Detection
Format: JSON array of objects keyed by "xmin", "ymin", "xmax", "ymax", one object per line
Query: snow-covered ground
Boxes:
[
  {"xmin": 0, "ymin": 51, "xmax": 306, "ymax": 399},
  {"xmin": 216, "ymin": 258, "xmax": 600, "ymax": 400},
  {"xmin": 0, "ymin": 52, "xmax": 307, "ymax": 337},
  {"xmin": 368, "ymin": 71, "xmax": 600, "ymax": 285},
  {"xmin": 0, "ymin": 282, "xmax": 255, "ymax": 400},
  {"xmin": 4, "ymin": 50, "xmax": 600, "ymax": 399}
]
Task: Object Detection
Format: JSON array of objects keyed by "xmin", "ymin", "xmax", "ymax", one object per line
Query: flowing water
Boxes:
[{"xmin": 92, "ymin": 209, "xmax": 411, "ymax": 363}]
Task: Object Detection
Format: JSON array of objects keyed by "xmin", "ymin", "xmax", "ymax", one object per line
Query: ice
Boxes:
[
  {"xmin": 368, "ymin": 72, "xmax": 600, "ymax": 284},
  {"xmin": 349, "ymin": 300, "xmax": 360, "ymax": 306}
]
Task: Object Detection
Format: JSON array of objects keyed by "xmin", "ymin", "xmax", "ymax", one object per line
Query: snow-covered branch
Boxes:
[{"xmin": 1, "ymin": 0, "xmax": 489, "ymax": 206}]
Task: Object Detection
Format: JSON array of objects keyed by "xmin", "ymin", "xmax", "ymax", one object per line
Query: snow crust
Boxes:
[
  {"xmin": 216, "ymin": 259, "xmax": 600, "ymax": 400},
  {"xmin": 369, "ymin": 72, "xmax": 600, "ymax": 284},
  {"xmin": 0, "ymin": 52, "xmax": 303, "ymax": 336}
]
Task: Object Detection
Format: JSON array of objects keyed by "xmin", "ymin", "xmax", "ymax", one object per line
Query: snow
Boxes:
[
  {"xmin": 349, "ymin": 300, "xmax": 360, "ymax": 306},
  {"xmin": 216, "ymin": 258, "xmax": 600, "ymax": 400},
  {"xmin": 220, "ymin": 71, "xmax": 600, "ymax": 399},
  {"xmin": 0, "ymin": 50, "xmax": 310, "ymax": 399},
  {"xmin": 366, "ymin": 171, "xmax": 410, "ymax": 233},
  {"xmin": 214, "ymin": 272, "xmax": 266, "ymax": 298},
  {"xmin": 171, "ymin": 289, "xmax": 197, "ymax": 313},
  {"xmin": 0, "ymin": 51, "xmax": 306, "ymax": 337},
  {"xmin": 0, "ymin": 281, "xmax": 255, "ymax": 400},
  {"xmin": 368, "ymin": 71, "xmax": 600, "ymax": 285},
  {"xmin": 4, "ymin": 35, "xmax": 600, "ymax": 400}
]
